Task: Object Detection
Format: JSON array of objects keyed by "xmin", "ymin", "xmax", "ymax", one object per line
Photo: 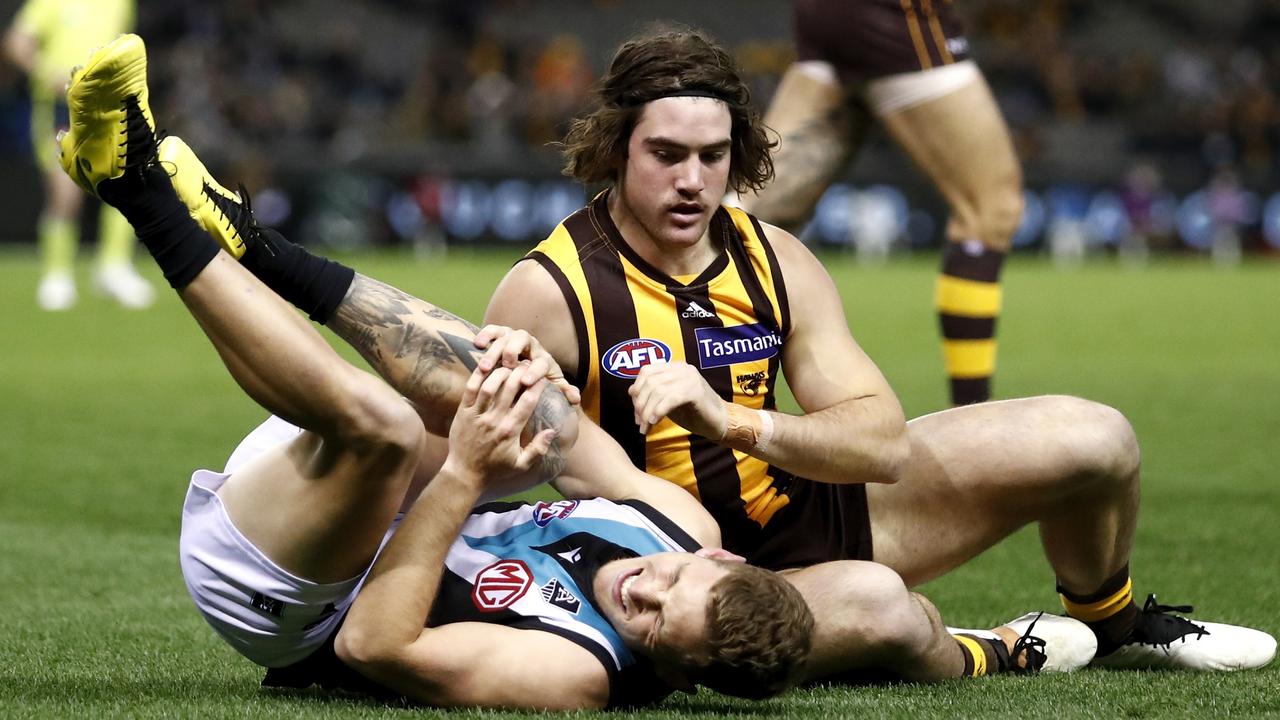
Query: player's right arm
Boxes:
[
  {"xmin": 484, "ymin": 260, "xmax": 722, "ymax": 549},
  {"xmin": 484, "ymin": 259, "xmax": 581, "ymax": 379},
  {"xmin": 553, "ymin": 419, "xmax": 722, "ymax": 549}
]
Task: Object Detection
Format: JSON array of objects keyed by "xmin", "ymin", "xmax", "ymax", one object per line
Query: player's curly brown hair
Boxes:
[
  {"xmin": 694, "ymin": 561, "xmax": 814, "ymax": 699},
  {"xmin": 560, "ymin": 25, "xmax": 776, "ymax": 194}
]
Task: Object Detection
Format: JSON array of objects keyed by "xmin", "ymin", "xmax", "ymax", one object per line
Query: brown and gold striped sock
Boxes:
[
  {"xmin": 1059, "ymin": 565, "xmax": 1141, "ymax": 656},
  {"xmin": 953, "ymin": 634, "xmax": 1011, "ymax": 677},
  {"xmin": 936, "ymin": 240, "xmax": 1006, "ymax": 406}
]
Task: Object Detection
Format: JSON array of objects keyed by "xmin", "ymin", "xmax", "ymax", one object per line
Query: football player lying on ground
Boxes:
[
  {"xmin": 55, "ymin": 35, "xmax": 1105, "ymax": 702},
  {"xmin": 58, "ymin": 35, "xmax": 820, "ymax": 709}
]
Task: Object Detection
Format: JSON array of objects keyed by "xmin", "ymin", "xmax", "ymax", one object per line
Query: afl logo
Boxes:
[
  {"xmin": 533, "ymin": 499, "xmax": 579, "ymax": 527},
  {"xmin": 602, "ymin": 338, "xmax": 671, "ymax": 379},
  {"xmin": 472, "ymin": 560, "xmax": 533, "ymax": 612}
]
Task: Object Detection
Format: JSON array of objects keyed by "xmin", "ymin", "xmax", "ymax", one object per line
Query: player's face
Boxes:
[
  {"xmin": 614, "ymin": 96, "xmax": 733, "ymax": 253},
  {"xmin": 594, "ymin": 551, "xmax": 728, "ymax": 668}
]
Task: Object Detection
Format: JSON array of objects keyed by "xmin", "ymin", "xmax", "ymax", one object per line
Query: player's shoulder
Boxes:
[{"xmin": 744, "ymin": 213, "xmax": 827, "ymax": 278}]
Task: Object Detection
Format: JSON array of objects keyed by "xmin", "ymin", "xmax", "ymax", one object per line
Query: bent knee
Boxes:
[
  {"xmin": 951, "ymin": 180, "xmax": 1023, "ymax": 250},
  {"xmin": 794, "ymin": 562, "xmax": 924, "ymax": 656},
  {"xmin": 1044, "ymin": 395, "xmax": 1141, "ymax": 480},
  {"xmin": 332, "ymin": 375, "xmax": 426, "ymax": 459}
]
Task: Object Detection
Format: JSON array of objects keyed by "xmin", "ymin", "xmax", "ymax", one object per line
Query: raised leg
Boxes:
[
  {"xmin": 867, "ymin": 395, "xmax": 1139, "ymax": 591},
  {"xmin": 56, "ymin": 34, "xmax": 428, "ymax": 584},
  {"xmin": 736, "ymin": 61, "xmax": 867, "ymax": 231},
  {"xmin": 877, "ymin": 71, "xmax": 1022, "ymax": 405},
  {"xmin": 181, "ymin": 254, "xmax": 426, "ymax": 583}
]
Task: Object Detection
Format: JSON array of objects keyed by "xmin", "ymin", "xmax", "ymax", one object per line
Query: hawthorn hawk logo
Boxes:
[{"xmin": 471, "ymin": 560, "xmax": 533, "ymax": 612}]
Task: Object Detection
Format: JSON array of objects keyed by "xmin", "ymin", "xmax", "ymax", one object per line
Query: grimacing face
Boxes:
[
  {"xmin": 613, "ymin": 96, "xmax": 733, "ymax": 255},
  {"xmin": 593, "ymin": 551, "xmax": 730, "ymax": 669}
]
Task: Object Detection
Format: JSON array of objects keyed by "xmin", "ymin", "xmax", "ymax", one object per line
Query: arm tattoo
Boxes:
[
  {"xmin": 330, "ymin": 275, "xmax": 570, "ymax": 478},
  {"xmin": 329, "ymin": 274, "xmax": 480, "ymax": 407},
  {"xmin": 441, "ymin": 330, "xmax": 571, "ymax": 480},
  {"xmin": 532, "ymin": 386, "xmax": 571, "ymax": 481}
]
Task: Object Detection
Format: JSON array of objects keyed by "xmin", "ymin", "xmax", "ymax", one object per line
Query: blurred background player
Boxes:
[
  {"xmin": 4, "ymin": 0, "xmax": 153, "ymax": 310},
  {"xmin": 736, "ymin": 0, "xmax": 1021, "ymax": 406}
]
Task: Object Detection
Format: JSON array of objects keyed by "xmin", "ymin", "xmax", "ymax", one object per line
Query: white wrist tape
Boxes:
[{"xmin": 755, "ymin": 409, "xmax": 774, "ymax": 454}]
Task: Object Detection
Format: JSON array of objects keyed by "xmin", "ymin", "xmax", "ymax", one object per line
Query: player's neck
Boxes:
[{"xmin": 606, "ymin": 190, "xmax": 719, "ymax": 278}]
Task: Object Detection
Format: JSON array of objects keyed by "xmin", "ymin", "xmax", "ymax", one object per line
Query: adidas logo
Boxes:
[{"xmin": 681, "ymin": 301, "xmax": 715, "ymax": 319}]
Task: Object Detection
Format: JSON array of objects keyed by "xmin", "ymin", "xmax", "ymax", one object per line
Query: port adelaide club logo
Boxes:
[
  {"xmin": 602, "ymin": 338, "xmax": 671, "ymax": 379},
  {"xmin": 471, "ymin": 560, "xmax": 533, "ymax": 612}
]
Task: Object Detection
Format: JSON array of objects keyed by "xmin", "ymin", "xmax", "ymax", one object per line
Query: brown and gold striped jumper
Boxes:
[{"xmin": 524, "ymin": 193, "xmax": 873, "ymax": 570}]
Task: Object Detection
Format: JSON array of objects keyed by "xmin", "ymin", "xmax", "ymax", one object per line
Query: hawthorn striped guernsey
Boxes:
[{"xmin": 524, "ymin": 193, "xmax": 874, "ymax": 568}]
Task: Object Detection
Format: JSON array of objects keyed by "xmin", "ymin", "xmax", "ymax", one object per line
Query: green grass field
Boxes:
[{"xmin": 2, "ymin": 248, "xmax": 1277, "ymax": 718}]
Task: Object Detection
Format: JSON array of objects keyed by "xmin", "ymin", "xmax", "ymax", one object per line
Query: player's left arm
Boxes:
[
  {"xmin": 339, "ymin": 620, "xmax": 611, "ymax": 710},
  {"xmin": 761, "ymin": 223, "xmax": 909, "ymax": 483},
  {"xmin": 338, "ymin": 364, "xmax": 605, "ymax": 708},
  {"xmin": 629, "ymin": 224, "xmax": 908, "ymax": 484}
]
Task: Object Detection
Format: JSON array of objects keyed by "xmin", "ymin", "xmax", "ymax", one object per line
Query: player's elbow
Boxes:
[
  {"xmin": 334, "ymin": 624, "xmax": 401, "ymax": 675},
  {"xmin": 873, "ymin": 428, "xmax": 911, "ymax": 485}
]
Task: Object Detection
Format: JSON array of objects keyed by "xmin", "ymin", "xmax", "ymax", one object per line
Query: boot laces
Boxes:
[
  {"xmin": 118, "ymin": 96, "xmax": 160, "ymax": 173},
  {"xmin": 1009, "ymin": 612, "xmax": 1049, "ymax": 674},
  {"xmin": 1131, "ymin": 593, "xmax": 1209, "ymax": 648},
  {"xmin": 203, "ymin": 181, "xmax": 267, "ymax": 254}
]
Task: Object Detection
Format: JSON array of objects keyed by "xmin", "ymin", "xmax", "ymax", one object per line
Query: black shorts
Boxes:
[
  {"xmin": 794, "ymin": 0, "xmax": 971, "ymax": 84},
  {"xmin": 727, "ymin": 479, "xmax": 873, "ymax": 572}
]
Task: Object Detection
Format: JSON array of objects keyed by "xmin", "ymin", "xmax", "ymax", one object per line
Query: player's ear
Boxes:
[{"xmin": 695, "ymin": 547, "xmax": 745, "ymax": 564}]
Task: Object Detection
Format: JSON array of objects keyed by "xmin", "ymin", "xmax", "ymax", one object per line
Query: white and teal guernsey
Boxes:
[{"xmin": 264, "ymin": 497, "xmax": 701, "ymax": 708}]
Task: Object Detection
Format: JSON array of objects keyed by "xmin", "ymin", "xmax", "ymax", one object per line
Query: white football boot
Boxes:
[
  {"xmin": 37, "ymin": 271, "xmax": 77, "ymax": 311},
  {"xmin": 949, "ymin": 612, "xmax": 1097, "ymax": 673},
  {"xmin": 1091, "ymin": 594, "xmax": 1277, "ymax": 671},
  {"xmin": 93, "ymin": 262, "xmax": 154, "ymax": 308}
]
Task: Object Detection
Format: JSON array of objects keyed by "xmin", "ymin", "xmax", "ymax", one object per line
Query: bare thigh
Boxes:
[
  {"xmin": 741, "ymin": 62, "xmax": 867, "ymax": 228},
  {"xmin": 877, "ymin": 74, "xmax": 1022, "ymax": 248},
  {"xmin": 868, "ymin": 396, "xmax": 1136, "ymax": 586},
  {"xmin": 216, "ymin": 416, "xmax": 446, "ymax": 584}
]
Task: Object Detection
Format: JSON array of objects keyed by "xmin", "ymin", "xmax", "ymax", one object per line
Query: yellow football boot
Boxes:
[
  {"xmin": 57, "ymin": 34, "xmax": 156, "ymax": 198},
  {"xmin": 158, "ymin": 136, "xmax": 249, "ymax": 258}
]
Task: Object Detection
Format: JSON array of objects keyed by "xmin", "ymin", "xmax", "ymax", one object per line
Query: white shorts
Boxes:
[
  {"xmin": 864, "ymin": 59, "xmax": 981, "ymax": 115},
  {"xmin": 178, "ymin": 416, "xmax": 396, "ymax": 668}
]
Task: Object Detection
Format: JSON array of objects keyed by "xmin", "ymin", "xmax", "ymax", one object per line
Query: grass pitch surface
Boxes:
[{"xmin": 2, "ymin": 248, "xmax": 1277, "ymax": 719}]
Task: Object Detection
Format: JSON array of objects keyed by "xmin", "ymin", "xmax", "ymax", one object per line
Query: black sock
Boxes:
[
  {"xmin": 240, "ymin": 227, "xmax": 354, "ymax": 324},
  {"xmin": 98, "ymin": 168, "xmax": 219, "ymax": 290}
]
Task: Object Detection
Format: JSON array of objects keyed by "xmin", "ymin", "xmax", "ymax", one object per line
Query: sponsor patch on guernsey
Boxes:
[
  {"xmin": 602, "ymin": 338, "xmax": 671, "ymax": 379},
  {"xmin": 694, "ymin": 323, "xmax": 782, "ymax": 369},
  {"xmin": 472, "ymin": 560, "xmax": 533, "ymax": 612}
]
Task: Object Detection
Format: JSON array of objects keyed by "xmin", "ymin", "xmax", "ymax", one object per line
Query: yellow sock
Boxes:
[
  {"xmin": 38, "ymin": 215, "xmax": 77, "ymax": 275},
  {"xmin": 97, "ymin": 205, "xmax": 137, "ymax": 267}
]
